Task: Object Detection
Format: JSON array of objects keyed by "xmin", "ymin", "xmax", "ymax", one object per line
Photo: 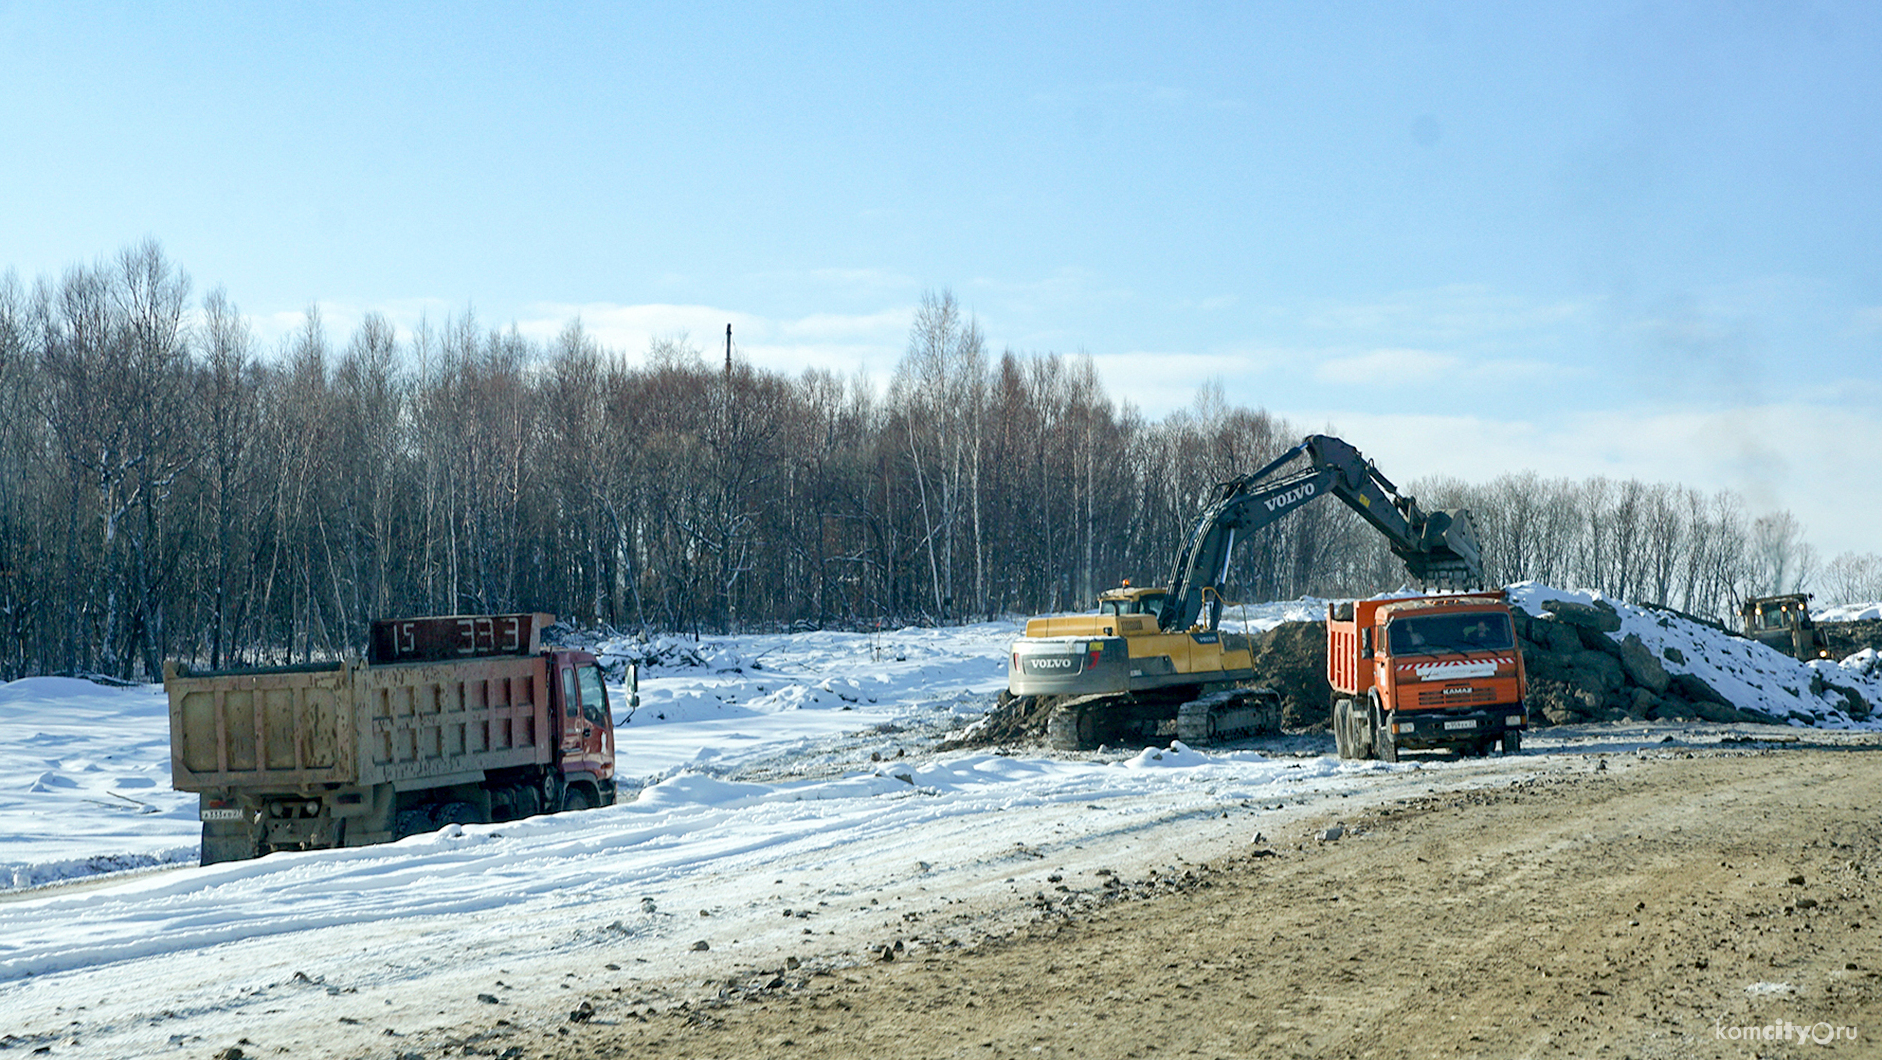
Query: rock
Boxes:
[
  {"xmin": 1617, "ymin": 634, "xmax": 1671, "ymax": 694},
  {"xmin": 1668, "ymin": 672, "xmax": 1730, "ymax": 707},
  {"xmin": 1662, "ymin": 645, "xmax": 1687, "ymax": 665},
  {"xmin": 641, "ymin": 897, "xmax": 657, "ymax": 913},
  {"xmin": 477, "ymin": 993, "xmax": 502, "ymax": 1004},
  {"xmin": 568, "ymin": 1001, "xmax": 595, "ymax": 1023},
  {"xmin": 1648, "ymin": 695, "xmax": 1696, "ymax": 721},
  {"xmin": 1626, "ymin": 688, "xmax": 1657, "ymax": 720},
  {"xmin": 691, "ymin": 940, "xmax": 711, "ymax": 951},
  {"xmin": 1531, "ymin": 617, "xmax": 1584, "ymax": 654},
  {"xmin": 1690, "ymin": 699, "xmax": 1742, "ymax": 724},
  {"xmin": 1543, "ymin": 599, "xmax": 1623, "ymax": 632},
  {"xmin": 214, "ymin": 1049, "xmax": 245, "ymax": 1060},
  {"xmin": 1317, "ymin": 825, "xmax": 1344, "ymax": 842},
  {"xmin": 1789, "ymin": 874, "xmax": 1806, "ymax": 885},
  {"xmin": 1520, "ymin": 644, "xmax": 1569, "ymax": 682},
  {"xmin": 1576, "ymin": 625, "xmax": 1622, "ymax": 655},
  {"xmin": 1570, "ymin": 651, "xmax": 1625, "ymax": 693}
]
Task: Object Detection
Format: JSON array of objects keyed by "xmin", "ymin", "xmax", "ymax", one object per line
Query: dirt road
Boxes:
[{"xmin": 500, "ymin": 746, "xmax": 1881, "ymax": 1059}]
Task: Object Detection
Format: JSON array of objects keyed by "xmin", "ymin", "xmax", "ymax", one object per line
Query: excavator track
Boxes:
[
  {"xmin": 1174, "ymin": 688, "xmax": 1283, "ymax": 744},
  {"xmin": 1043, "ymin": 687, "xmax": 1283, "ymax": 752}
]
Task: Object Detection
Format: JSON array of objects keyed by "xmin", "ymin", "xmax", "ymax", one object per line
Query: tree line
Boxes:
[{"xmin": 1, "ymin": 243, "xmax": 1875, "ymax": 681}]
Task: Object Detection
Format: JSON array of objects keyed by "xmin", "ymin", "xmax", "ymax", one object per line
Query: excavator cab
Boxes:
[{"xmin": 1097, "ymin": 586, "xmax": 1169, "ymax": 618}]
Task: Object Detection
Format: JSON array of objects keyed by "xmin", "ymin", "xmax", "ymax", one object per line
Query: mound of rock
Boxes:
[{"xmin": 1512, "ymin": 599, "xmax": 1774, "ymax": 726}]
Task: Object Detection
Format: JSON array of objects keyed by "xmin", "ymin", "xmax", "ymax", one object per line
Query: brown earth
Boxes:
[
  {"xmin": 447, "ymin": 748, "xmax": 1882, "ymax": 1060},
  {"xmin": 1823, "ymin": 619, "xmax": 1882, "ymax": 663}
]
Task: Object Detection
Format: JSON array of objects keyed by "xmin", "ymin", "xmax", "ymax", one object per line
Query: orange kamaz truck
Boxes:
[{"xmin": 1327, "ymin": 592, "xmax": 1527, "ymax": 761}]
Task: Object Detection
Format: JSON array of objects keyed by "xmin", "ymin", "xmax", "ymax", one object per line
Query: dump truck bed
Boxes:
[{"xmin": 166, "ymin": 655, "xmax": 555, "ymax": 794}]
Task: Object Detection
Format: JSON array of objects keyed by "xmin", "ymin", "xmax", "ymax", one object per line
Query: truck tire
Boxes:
[
  {"xmin": 432, "ymin": 801, "xmax": 482, "ymax": 827},
  {"xmin": 200, "ymin": 824, "xmax": 256, "ymax": 865},
  {"xmin": 1333, "ymin": 699, "xmax": 1354, "ymax": 759},
  {"xmin": 1369, "ymin": 697, "xmax": 1398, "ymax": 763},
  {"xmin": 561, "ymin": 786, "xmax": 592, "ymax": 812},
  {"xmin": 1503, "ymin": 729, "xmax": 1522, "ymax": 754},
  {"xmin": 395, "ymin": 809, "xmax": 431, "ymax": 838}
]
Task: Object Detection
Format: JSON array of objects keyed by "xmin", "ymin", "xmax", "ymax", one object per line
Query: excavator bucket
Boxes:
[{"xmin": 1393, "ymin": 509, "xmax": 1484, "ymax": 591}]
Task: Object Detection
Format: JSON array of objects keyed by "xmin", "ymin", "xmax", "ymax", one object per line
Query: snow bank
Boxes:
[{"xmin": 1817, "ymin": 601, "xmax": 1882, "ymax": 622}]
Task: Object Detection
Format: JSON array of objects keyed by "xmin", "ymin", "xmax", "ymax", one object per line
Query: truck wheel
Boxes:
[
  {"xmin": 1503, "ymin": 729, "xmax": 1522, "ymax": 754},
  {"xmin": 1369, "ymin": 699, "xmax": 1398, "ymax": 763},
  {"xmin": 395, "ymin": 809, "xmax": 431, "ymax": 838},
  {"xmin": 1333, "ymin": 699, "xmax": 1354, "ymax": 759},
  {"xmin": 561, "ymin": 786, "xmax": 592, "ymax": 812},
  {"xmin": 432, "ymin": 801, "xmax": 483, "ymax": 827},
  {"xmin": 200, "ymin": 825, "xmax": 256, "ymax": 865}
]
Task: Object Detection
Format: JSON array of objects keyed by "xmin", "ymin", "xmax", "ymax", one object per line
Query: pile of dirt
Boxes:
[
  {"xmin": 1244, "ymin": 621, "xmax": 1332, "ymax": 730},
  {"xmin": 1822, "ymin": 618, "xmax": 1882, "ymax": 661},
  {"xmin": 938, "ymin": 692, "xmax": 1055, "ymax": 750}
]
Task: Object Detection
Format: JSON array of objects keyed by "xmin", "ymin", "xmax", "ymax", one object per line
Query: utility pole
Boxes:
[{"xmin": 725, "ymin": 323, "xmax": 732, "ymax": 376}]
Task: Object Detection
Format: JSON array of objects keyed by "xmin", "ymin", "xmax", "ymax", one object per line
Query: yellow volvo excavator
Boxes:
[{"xmin": 1008, "ymin": 434, "xmax": 1484, "ymax": 750}]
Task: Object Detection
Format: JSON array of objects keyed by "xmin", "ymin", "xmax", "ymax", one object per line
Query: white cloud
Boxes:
[
  {"xmin": 1086, "ymin": 347, "xmax": 1290, "ymax": 414},
  {"xmin": 1282, "ymin": 403, "xmax": 1882, "ymax": 559},
  {"xmin": 1313, "ymin": 347, "xmax": 1459, "ymax": 384},
  {"xmin": 1299, "ymin": 284, "xmax": 1591, "ymax": 343}
]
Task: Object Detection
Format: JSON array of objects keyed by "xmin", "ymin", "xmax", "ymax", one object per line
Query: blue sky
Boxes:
[{"xmin": 3, "ymin": 2, "xmax": 1878, "ymax": 557}]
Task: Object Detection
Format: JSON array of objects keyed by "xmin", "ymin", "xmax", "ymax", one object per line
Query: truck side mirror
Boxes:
[{"xmin": 1361, "ymin": 628, "xmax": 1374, "ymax": 660}]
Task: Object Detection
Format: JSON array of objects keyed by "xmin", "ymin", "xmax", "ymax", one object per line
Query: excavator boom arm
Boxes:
[{"xmin": 1156, "ymin": 434, "xmax": 1482, "ymax": 632}]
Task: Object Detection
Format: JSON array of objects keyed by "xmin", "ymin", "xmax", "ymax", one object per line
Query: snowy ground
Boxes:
[{"xmin": 2, "ymin": 593, "xmax": 1879, "ymax": 1057}]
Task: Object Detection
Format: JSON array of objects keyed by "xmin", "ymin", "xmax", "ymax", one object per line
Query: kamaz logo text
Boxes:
[{"xmin": 1263, "ymin": 483, "xmax": 1316, "ymax": 512}]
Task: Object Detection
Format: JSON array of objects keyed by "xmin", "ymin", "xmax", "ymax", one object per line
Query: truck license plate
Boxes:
[
  {"xmin": 1443, "ymin": 719, "xmax": 1477, "ymax": 730},
  {"xmin": 200, "ymin": 808, "xmax": 245, "ymax": 821}
]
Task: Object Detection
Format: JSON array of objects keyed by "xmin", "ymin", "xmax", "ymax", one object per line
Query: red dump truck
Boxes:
[
  {"xmin": 166, "ymin": 613, "xmax": 634, "ymax": 864},
  {"xmin": 1328, "ymin": 592, "xmax": 1527, "ymax": 761}
]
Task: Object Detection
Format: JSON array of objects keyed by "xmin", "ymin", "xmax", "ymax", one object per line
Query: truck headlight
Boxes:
[
  {"xmin": 1394, "ymin": 721, "xmax": 1415, "ymax": 734},
  {"xmin": 1505, "ymin": 715, "xmax": 1525, "ymax": 727}
]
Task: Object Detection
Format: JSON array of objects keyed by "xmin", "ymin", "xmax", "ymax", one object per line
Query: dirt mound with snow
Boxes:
[
  {"xmin": 1246, "ymin": 622, "xmax": 1332, "ymax": 730},
  {"xmin": 1822, "ymin": 618, "xmax": 1882, "ymax": 661},
  {"xmin": 1507, "ymin": 584, "xmax": 1877, "ymax": 728}
]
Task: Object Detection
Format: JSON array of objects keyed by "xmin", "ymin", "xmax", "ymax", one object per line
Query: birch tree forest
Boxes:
[{"xmin": 0, "ymin": 244, "xmax": 1873, "ymax": 680}]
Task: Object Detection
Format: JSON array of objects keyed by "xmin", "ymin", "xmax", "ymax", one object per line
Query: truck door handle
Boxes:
[{"xmin": 582, "ymin": 727, "xmax": 593, "ymax": 737}]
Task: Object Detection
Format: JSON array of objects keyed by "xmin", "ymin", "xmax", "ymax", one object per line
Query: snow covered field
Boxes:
[{"xmin": 2, "ymin": 594, "xmax": 1879, "ymax": 1057}]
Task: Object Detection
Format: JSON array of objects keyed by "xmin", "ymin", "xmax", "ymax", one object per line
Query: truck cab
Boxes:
[
  {"xmin": 1328, "ymin": 592, "xmax": 1528, "ymax": 761},
  {"xmin": 552, "ymin": 651, "xmax": 616, "ymax": 809}
]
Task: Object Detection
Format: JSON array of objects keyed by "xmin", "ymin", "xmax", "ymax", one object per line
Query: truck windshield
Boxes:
[{"xmin": 1386, "ymin": 613, "xmax": 1513, "ymax": 656}]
